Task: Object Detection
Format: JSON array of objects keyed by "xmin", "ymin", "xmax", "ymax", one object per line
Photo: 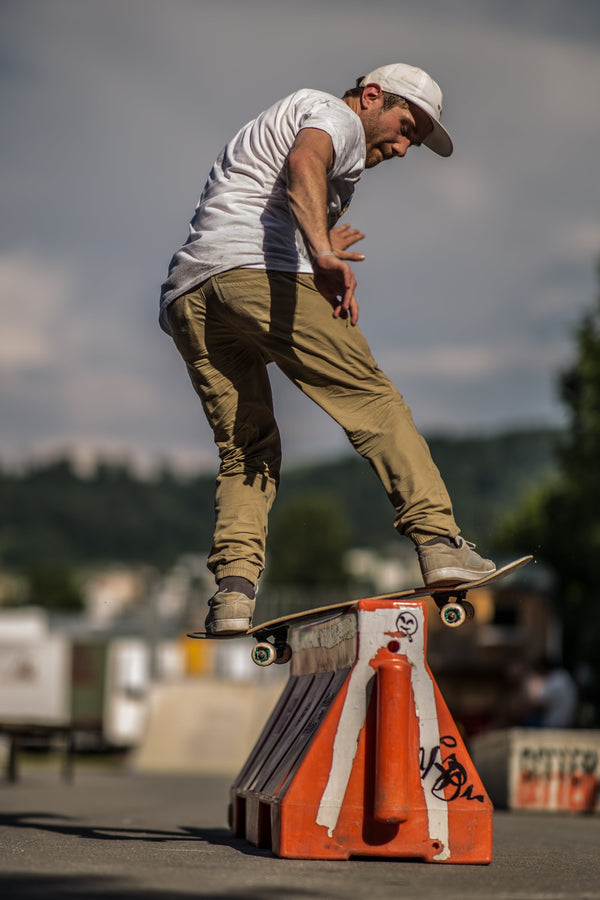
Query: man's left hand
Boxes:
[{"xmin": 329, "ymin": 224, "xmax": 366, "ymax": 260}]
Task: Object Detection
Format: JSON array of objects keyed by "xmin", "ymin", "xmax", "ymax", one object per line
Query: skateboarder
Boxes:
[{"xmin": 160, "ymin": 63, "xmax": 496, "ymax": 634}]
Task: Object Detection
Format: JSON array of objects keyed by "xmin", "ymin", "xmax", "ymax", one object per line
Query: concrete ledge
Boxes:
[{"xmin": 131, "ymin": 677, "xmax": 285, "ymax": 775}]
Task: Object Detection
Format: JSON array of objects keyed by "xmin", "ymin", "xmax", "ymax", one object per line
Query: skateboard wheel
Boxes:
[
  {"xmin": 275, "ymin": 643, "xmax": 292, "ymax": 665},
  {"xmin": 251, "ymin": 642, "xmax": 277, "ymax": 666},
  {"xmin": 439, "ymin": 602, "xmax": 467, "ymax": 628},
  {"xmin": 461, "ymin": 600, "xmax": 475, "ymax": 622}
]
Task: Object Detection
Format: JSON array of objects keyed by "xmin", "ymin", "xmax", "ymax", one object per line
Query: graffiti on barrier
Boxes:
[
  {"xmin": 519, "ymin": 746, "xmax": 598, "ymax": 778},
  {"xmin": 420, "ymin": 735, "xmax": 485, "ymax": 803}
]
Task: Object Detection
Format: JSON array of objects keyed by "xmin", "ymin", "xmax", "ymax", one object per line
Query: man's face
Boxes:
[{"xmin": 361, "ymin": 97, "xmax": 433, "ymax": 168}]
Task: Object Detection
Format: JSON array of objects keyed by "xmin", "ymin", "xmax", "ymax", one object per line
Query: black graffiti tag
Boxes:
[
  {"xmin": 396, "ymin": 611, "xmax": 419, "ymax": 641},
  {"xmin": 420, "ymin": 735, "xmax": 485, "ymax": 803}
]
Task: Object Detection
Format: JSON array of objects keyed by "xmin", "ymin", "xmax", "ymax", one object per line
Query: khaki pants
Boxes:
[{"xmin": 167, "ymin": 269, "xmax": 458, "ymax": 584}]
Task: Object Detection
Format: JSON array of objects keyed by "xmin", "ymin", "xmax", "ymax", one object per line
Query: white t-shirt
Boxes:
[{"xmin": 159, "ymin": 89, "xmax": 366, "ymax": 332}]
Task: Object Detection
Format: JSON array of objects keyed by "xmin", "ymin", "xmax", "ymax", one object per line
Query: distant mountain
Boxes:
[{"xmin": 0, "ymin": 428, "xmax": 560, "ymax": 570}]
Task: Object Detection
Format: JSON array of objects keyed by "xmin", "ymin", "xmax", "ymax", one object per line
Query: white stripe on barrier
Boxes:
[{"xmin": 316, "ymin": 604, "xmax": 450, "ymax": 860}]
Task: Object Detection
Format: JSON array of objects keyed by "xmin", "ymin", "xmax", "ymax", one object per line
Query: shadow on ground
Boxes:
[
  {"xmin": 0, "ymin": 812, "xmax": 269, "ymax": 854},
  {"xmin": 0, "ymin": 876, "xmax": 322, "ymax": 900}
]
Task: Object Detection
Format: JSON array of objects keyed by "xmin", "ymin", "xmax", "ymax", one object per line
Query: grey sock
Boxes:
[{"xmin": 420, "ymin": 535, "xmax": 459, "ymax": 549}]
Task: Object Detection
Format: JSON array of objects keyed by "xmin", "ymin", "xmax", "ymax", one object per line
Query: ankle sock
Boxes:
[
  {"xmin": 414, "ymin": 534, "xmax": 460, "ymax": 548},
  {"xmin": 218, "ymin": 576, "xmax": 255, "ymax": 599}
]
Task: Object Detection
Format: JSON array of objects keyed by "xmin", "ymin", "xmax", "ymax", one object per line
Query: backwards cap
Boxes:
[{"xmin": 359, "ymin": 63, "xmax": 453, "ymax": 157}]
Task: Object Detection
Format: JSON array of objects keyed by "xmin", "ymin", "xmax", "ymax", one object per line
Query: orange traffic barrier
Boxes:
[{"xmin": 230, "ymin": 597, "xmax": 493, "ymax": 862}]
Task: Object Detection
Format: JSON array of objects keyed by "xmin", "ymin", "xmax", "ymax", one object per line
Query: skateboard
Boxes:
[{"xmin": 187, "ymin": 556, "xmax": 533, "ymax": 666}]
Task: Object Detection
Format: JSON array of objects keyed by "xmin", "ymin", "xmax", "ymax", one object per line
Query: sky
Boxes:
[{"xmin": 2, "ymin": 0, "xmax": 600, "ymax": 473}]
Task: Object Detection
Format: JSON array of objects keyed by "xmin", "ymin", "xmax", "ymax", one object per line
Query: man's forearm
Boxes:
[
  {"xmin": 285, "ymin": 127, "xmax": 360, "ymax": 325},
  {"xmin": 287, "ymin": 158, "xmax": 331, "ymax": 257},
  {"xmin": 286, "ymin": 130, "xmax": 333, "ymax": 259}
]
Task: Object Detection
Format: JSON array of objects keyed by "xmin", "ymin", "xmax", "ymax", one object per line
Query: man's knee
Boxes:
[{"xmin": 218, "ymin": 450, "xmax": 281, "ymax": 491}]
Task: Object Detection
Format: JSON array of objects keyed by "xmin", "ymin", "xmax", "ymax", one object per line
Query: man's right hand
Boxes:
[{"xmin": 313, "ymin": 252, "xmax": 359, "ymax": 326}]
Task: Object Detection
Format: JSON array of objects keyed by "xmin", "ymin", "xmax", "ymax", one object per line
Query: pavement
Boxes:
[{"xmin": 0, "ymin": 766, "xmax": 599, "ymax": 900}]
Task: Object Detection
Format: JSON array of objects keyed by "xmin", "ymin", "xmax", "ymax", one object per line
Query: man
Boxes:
[{"xmin": 160, "ymin": 63, "xmax": 496, "ymax": 635}]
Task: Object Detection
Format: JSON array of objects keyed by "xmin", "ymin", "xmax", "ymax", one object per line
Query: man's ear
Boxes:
[{"xmin": 361, "ymin": 83, "xmax": 383, "ymax": 108}]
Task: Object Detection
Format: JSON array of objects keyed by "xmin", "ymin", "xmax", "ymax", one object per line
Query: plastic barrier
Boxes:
[
  {"xmin": 470, "ymin": 728, "xmax": 600, "ymax": 812},
  {"xmin": 230, "ymin": 598, "xmax": 493, "ymax": 862}
]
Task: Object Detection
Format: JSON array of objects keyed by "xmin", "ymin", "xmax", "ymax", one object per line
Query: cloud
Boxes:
[
  {"xmin": 0, "ymin": 251, "xmax": 79, "ymax": 370},
  {"xmin": 377, "ymin": 335, "xmax": 573, "ymax": 383}
]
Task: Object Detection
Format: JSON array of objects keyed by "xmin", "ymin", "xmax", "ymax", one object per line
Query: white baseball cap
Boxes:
[{"xmin": 359, "ymin": 63, "xmax": 453, "ymax": 157}]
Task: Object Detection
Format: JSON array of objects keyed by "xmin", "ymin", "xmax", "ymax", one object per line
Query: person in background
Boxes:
[{"xmin": 526, "ymin": 657, "xmax": 579, "ymax": 728}]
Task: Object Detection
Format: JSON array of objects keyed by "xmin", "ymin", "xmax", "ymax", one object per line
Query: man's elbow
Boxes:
[{"xmin": 287, "ymin": 148, "xmax": 317, "ymax": 178}]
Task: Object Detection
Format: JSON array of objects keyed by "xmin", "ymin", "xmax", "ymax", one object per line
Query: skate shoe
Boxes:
[
  {"xmin": 417, "ymin": 535, "xmax": 496, "ymax": 588},
  {"xmin": 205, "ymin": 591, "xmax": 255, "ymax": 635}
]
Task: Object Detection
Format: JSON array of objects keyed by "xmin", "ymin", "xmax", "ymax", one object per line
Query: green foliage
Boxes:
[
  {"xmin": 0, "ymin": 458, "xmax": 215, "ymax": 570},
  {"xmin": 560, "ymin": 299, "xmax": 600, "ymax": 477},
  {"xmin": 426, "ymin": 430, "xmax": 560, "ymax": 545},
  {"xmin": 266, "ymin": 492, "xmax": 351, "ymax": 587},
  {"xmin": 26, "ymin": 562, "xmax": 84, "ymax": 612},
  {"xmin": 498, "ymin": 258, "xmax": 600, "ymax": 680}
]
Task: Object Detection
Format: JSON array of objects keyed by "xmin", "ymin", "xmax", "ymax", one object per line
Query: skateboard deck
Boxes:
[{"xmin": 187, "ymin": 555, "xmax": 533, "ymax": 665}]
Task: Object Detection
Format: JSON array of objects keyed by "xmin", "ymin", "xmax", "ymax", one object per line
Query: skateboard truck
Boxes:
[
  {"xmin": 433, "ymin": 589, "xmax": 476, "ymax": 628},
  {"xmin": 250, "ymin": 625, "xmax": 292, "ymax": 667}
]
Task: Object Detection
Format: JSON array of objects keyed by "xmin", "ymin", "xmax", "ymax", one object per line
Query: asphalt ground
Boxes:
[{"xmin": 0, "ymin": 767, "xmax": 599, "ymax": 900}]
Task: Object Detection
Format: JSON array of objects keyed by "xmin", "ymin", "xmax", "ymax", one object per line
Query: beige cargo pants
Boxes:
[{"xmin": 167, "ymin": 269, "xmax": 459, "ymax": 585}]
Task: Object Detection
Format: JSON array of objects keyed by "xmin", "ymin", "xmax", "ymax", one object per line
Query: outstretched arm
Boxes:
[{"xmin": 287, "ymin": 128, "xmax": 360, "ymax": 325}]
